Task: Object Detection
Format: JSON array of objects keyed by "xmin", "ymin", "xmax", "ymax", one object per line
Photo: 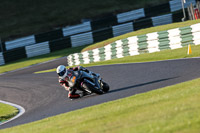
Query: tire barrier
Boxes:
[{"xmin": 67, "ymin": 23, "xmax": 200, "ymax": 66}]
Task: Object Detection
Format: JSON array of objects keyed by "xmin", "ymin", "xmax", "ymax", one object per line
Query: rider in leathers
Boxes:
[{"xmin": 57, "ymin": 65, "xmax": 89, "ymax": 99}]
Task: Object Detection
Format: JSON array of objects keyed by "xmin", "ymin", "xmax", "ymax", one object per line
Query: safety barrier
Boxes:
[
  {"xmin": 112, "ymin": 22, "xmax": 134, "ymax": 37},
  {"xmin": 67, "ymin": 23, "xmax": 200, "ymax": 66},
  {"xmin": 62, "ymin": 22, "xmax": 91, "ymax": 37},
  {"xmin": 170, "ymin": 0, "xmax": 196, "ymax": 12},
  {"xmin": 5, "ymin": 35, "xmax": 35, "ymax": 50},
  {"xmin": 25, "ymin": 42, "xmax": 50, "ymax": 58},
  {"xmin": 3, "ymin": 47, "xmax": 26, "ymax": 63},
  {"xmin": 0, "ymin": 52, "xmax": 4, "ymax": 65},
  {"xmin": 117, "ymin": 8, "xmax": 145, "ymax": 23},
  {"xmin": 152, "ymin": 14, "xmax": 173, "ymax": 26},
  {"xmin": 71, "ymin": 32, "xmax": 93, "ymax": 47}
]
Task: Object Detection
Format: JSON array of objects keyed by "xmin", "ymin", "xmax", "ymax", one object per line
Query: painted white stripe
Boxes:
[
  {"xmin": 93, "ymin": 49, "xmax": 100, "ymax": 62},
  {"xmin": 0, "ymin": 100, "xmax": 25, "ymax": 126},
  {"xmin": 191, "ymin": 23, "xmax": 200, "ymax": 32},
  {"xmin": 104, "ymin": 44, "xmax": 112, "ymax": 60},
  {"xmin": 127, "ymin": 36, "xmax": 139, "ymax": 56},
  {"xmin": 115, "ymin": 40, "xmax": 124, "ymax": 58},
  {"xmin": 168, "ymin": 28, "xmax": 182, "ymax": 49},
  {"xmin": 146, "ymin": 32, "xmax": 159, "ymax": 41},
  {"xmin": 192, "ymin": 32, "xmax": 200, "ymax": 45},
  {"xmin": 147, "ymin": 32, "xmax": 160, "ymax": 53},
  {"xmin": 74, "ymin": 54, "xmax": 81, "ymax": 65},
  {"xmin": 82, "ymin": 51, "xmax": 90, "ymax": 64},
  {"xmin": 147, "ymin": 40, "xmax": 160, "ymax": 53}
]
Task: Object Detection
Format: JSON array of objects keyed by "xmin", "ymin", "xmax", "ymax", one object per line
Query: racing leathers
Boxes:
[{"xmin": 58, "ymin": 66, "xmax": 89, "ymax": 99}]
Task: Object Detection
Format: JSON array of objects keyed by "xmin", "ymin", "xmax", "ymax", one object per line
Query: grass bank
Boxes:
[
  {"xmin": 0, "ymin": 0, "xmax": 168, "ymax": 40},
  {"xmin": 0, "ymin": 103, "xmax": 18, "ymax": 123},
  {"xmin": 0, "ymin": 77, "xmax": 200, "ymax": 133}
]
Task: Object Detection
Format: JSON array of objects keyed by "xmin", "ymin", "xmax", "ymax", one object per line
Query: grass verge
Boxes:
[
  {"xmin": 0, "ymin": 78, "xmax": 200, "ymax": 133},
  {"xmin": 0, "ymin": 103, "xmax": 19, "ymax": 123}
]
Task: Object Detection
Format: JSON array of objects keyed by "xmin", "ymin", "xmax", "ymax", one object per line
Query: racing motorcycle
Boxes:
[{"xmin": 67, "ymin": 69, "xmax": 109, "ymax": 96}]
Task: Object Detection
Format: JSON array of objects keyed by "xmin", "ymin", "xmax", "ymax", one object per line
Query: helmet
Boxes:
[{"xmin": 56, "ymin": 65, "xmax": 67, "ymax": 77}]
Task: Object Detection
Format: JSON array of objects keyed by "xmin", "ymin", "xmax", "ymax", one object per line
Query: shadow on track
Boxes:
[{"xmin": 108, "ymin": 77, "xmax": 179, "ymax": 94}]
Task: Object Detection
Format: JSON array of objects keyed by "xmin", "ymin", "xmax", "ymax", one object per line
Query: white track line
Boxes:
[{"xmin": 0, "ymin": 100, "xmax": 25, "ymax": 126}]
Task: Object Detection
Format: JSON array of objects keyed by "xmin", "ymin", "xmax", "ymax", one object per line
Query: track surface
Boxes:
[{"xmin": 1, "ymin": 58, "xmax": 200, "ymax": 129}]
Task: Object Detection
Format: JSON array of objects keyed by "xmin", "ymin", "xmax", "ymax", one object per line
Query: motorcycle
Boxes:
[{"xmin": 66, "ymin": 69, "xmax": 110, "ymax": 96}]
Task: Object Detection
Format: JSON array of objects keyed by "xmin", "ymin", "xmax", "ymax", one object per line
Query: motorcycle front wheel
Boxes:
[{"xmin": 102, "ymin": 81, "xmax": 110, "ymax": 93}]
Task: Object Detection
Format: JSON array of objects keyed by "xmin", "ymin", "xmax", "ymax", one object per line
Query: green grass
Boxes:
[
  {"xmin": 0, "ymin": 0, "xmax": 169, "ymax": 40},
  {"xmin": 1, "ymin": 77, "xmax": 200, "ymax": 133},
  {"xmin": 0, "ymin": 103, "xmax": 19, "ymax": 122},
  {"xmin": 82, "ymin": 19, "xmax": 200, "ymax": 52}
]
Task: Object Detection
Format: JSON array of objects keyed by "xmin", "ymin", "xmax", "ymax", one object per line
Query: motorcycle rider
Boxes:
[{"xmin": 56, "ymin": 65, "xmax": 90, "ymax": 99}]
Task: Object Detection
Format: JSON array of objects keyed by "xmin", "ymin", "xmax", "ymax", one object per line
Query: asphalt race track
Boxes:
[{"xmin": 1, "ymin": 57, "xmax": 200, "ymax": 129}]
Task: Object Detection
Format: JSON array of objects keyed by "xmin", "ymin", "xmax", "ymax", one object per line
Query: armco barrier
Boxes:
[
  {"xmin": 0, "ymin": 52, "xmax": 4, "ymax": 65},
  {"xmin": 152, "ymin": 14, "xmax": 173, "ymax": 26},
  {"xmin": 62, "ymin": 22, "xmax": 91, "ymax": 37},
  {"xmin": 67, "ymin": 23, "xmax": 200, "ymax": 66},
  {"xmin": 112, "ymin": 22, "xmax": 134, "ymax": 37},
  {"xmin": 25, "ymin": 42, "xmax": 50, "ymax": 58},
  {"xmin": 117, "ymin": 8, "xmax": 145, "ymax": 23},
  {"xmin": 91, "ymin": 14, "xmax": 118, "ymax": 30},
  {"xmin": 35, "ymin": 29, "xmax": 63, "ymax": 43},
  {"xmin": 3, "ymin": 47, "xmax": 26, "ymax": 63},
  {"xmin": 71, "ymin": 32, "xmax": 93, "ymax": 47},
  {"xmin": 144, "ymin": 3, "xmax": 170, "ymax": 17},
  {"xmin": 49, "ymin": 37, "xmax": 71, "ymax": 52},
  {"xmin": 170, "ymin": 0, "xmax": 196, "ymax": 12},
  {"xmin": 5, "ymin": 35, "xmax": 35, "ymax": 50}
]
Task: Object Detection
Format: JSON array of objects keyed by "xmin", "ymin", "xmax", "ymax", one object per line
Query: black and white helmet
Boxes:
[{"xmin": 56, "ymin": 65, "xmax": 67, "ymax": 78}]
